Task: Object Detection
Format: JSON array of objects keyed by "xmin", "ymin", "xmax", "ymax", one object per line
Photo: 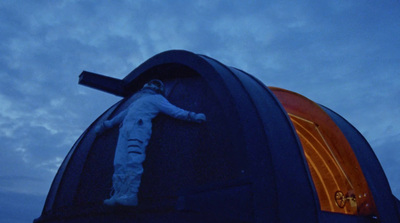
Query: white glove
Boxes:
[
  {"xmin": 94, "ymin": 124, "xmax": 104, "ymax": 135},
  {"xmin": 192, "ymin": 113, "xmax": 206, "ymax": 123}
]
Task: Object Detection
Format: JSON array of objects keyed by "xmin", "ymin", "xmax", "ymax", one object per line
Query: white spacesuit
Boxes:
[{"xmin": 96, "ymin": 79, "xmax": 206, "ymax": 206}]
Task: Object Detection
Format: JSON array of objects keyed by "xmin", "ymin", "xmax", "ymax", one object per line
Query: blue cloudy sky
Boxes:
[{"xmin": 1, "ymin": 1, "xmax": 399, "ymax": 222}]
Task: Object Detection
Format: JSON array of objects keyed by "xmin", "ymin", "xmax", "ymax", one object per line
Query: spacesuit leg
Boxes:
[
  {"xmin": 115, "ymin": 160, "xmax": 144, "ymax": 206},
  {"xmin": 111, "ymin": 119, "xmax": 151, "ymax": 206},
  {"xmin": 115, "ymin": 139, "xmax": 147, "ymax": 206},
  {"xmin": 104, "ymin": 130, "xmax": 129, "ymax": 206},
  {"xmin": 104, "ymin": 174, "xmax": 126, "ymax": 206}
]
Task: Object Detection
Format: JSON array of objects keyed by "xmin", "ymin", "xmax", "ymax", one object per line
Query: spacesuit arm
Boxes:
[
  {"xmin": 157, "ymin": 96, "xmax": 206, "ymax": 123},
  {"xmin": 95, "ymin": 110, "xmax": 128, "ymax": 134},
  {"xmin": 107, "ymin": 110, "xmax": 128, "ymax": 127}
]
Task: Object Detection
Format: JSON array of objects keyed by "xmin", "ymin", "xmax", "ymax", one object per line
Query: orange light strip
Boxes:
[
  {"xmin": 269, "ymin": 86, "xmax": 377, "ymax": 216},
  {"xmin": 314, "ymin": 123, "xmax": 354, "ymax": 189}
]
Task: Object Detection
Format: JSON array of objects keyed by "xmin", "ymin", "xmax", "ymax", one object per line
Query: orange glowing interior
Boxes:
[{"xmin": 269, "ymin": 87, "xmax": 377, "ymax": 216}]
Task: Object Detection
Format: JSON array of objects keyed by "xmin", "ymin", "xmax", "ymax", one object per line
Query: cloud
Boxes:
[
  {"xmin": 0, "ymin": 190, "xmax": 45, "ymax": 223},
  {"xmin": 372, "ymin": 134, "xmax": 400, "ymax": 198}
]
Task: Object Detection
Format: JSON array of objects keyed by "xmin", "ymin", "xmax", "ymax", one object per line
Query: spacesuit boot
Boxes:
[
  {"xmin": 115, "ymin": 171, "xmax": 141, "ymax": 206},
  {"xmin": 117, "ymin": 193, "xmax": 138, "ymax": 206},
  {"xmin": 104, "ymin": 174, "xmax": 125, "ymax": 206}
]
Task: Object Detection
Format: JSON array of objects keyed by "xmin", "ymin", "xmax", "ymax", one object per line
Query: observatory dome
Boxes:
[{"xmin": 34, "ymin": 50, "xmax": 400, "ymax": 223}]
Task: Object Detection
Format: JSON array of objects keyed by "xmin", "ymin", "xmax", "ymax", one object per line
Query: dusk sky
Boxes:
[{"xmin": 1, "ymin": 1, "xmax": 399, "ymax": 222}]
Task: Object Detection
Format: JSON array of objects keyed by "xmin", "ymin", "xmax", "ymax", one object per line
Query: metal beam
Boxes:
[{"xmin": 79, "ymin": 71, "xmax": 125, "ymax": 96}]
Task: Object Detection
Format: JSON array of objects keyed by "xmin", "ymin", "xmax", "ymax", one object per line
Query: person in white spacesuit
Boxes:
[{"xmin": 95, "ymin": 79, "xmax": 206, "ymax": 206}]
